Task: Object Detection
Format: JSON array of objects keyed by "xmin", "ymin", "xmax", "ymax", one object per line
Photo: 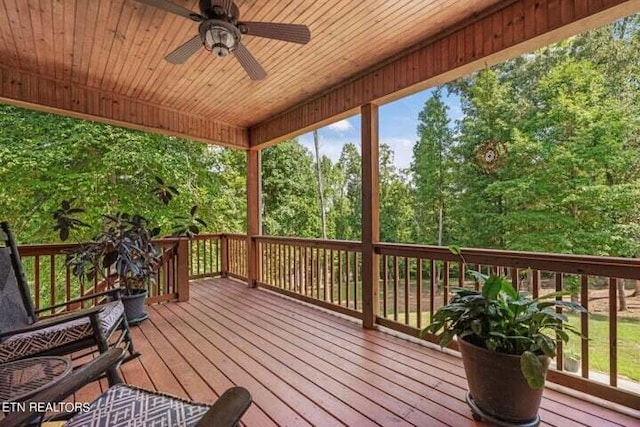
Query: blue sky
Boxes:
[{"xmin": 298, "ymin": 88, "xmax": 462, "ymax": 170}]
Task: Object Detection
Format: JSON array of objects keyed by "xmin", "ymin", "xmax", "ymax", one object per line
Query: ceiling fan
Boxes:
[{"xmin": 134, "ymin": 0, "xmax": 311, "ymax": 80}]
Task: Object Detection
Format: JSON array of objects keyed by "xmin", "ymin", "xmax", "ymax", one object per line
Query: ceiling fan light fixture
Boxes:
[{"xmin": 200, "ymin": 21, "xmax": 240, "ymax": 57}]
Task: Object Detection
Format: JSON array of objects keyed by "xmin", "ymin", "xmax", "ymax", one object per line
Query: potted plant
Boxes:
[
  {"xmin": 563, "ymin": 349, "xmax": 581, "ymax": 373},
  {"xmin": 425, "ymin": 265, "xmax": 586, "ymax": 426},
  {"xmin": 65, "ymin": 212, "xmax": 162, "ymax": 325},
  {"xmin": 54, "ymin": 177, "xmax": 206, "ymax": 325}
]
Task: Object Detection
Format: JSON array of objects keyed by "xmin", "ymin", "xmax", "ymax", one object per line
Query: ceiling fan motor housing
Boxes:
[{"xmin": 200, "ymin": 20, "xmax": 241, "ymax": 57}]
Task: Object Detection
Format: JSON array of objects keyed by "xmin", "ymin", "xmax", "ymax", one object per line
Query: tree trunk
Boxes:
[
  {"xmin": 437, "ymin": 201, "xmax": 444, "ymax": 246},
  {"xmin": 631, "ymin": 279, "xmax": 639, "ymax": 297},
  {"xmin": 313, "ymin": 129, "xmax": 328, "ymax": 239},
  {"xmin": 618, "ymin": 279, "xmax": 627, "ymax": 311}
]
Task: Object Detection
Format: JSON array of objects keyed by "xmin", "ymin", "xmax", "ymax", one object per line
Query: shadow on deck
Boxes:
[{"xmin": 75, "ymin": 278, "xmax": 638, "ymax": 426}]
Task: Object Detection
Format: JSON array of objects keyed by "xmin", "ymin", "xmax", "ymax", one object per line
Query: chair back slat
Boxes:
[{"xmin": 0, "ymin": 222, "xmax": 37, "ymax": 335}]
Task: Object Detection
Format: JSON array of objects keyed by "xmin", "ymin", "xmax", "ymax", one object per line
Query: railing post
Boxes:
[
  {"xmin": 247, "ymin": 149, "xmax": 262, "ymax": 288},
  {"xmin": 176, "ymin": 238, "xmax": 190, "ymax": 302},
  {"xmin": 361, "ymin": 103, "xmax": 380, "ymax": 329},
  {"xmin": 220, "ymin": 234, "xmax": 229, "ymax": 277}
]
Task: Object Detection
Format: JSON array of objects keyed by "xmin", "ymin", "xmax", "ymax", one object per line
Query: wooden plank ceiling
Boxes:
[{"xmin": 0, "ymin": 0, "xmax": 502, "ymax": 148}]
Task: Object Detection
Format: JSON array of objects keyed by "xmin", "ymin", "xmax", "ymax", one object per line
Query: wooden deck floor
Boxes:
[{"xmin": 77, "ymin": 278, "xmax": 639, "ymax": 426}]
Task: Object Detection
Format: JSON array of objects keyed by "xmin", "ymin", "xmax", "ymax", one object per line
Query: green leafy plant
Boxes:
[
  {"xmin": 54, "ymin": 176, "xmax": 206, "ymax": 294},
  {"xmin": 171, "ymin": 205, "xmax": 207, "ymax": 238},
  {"xmin": 425, "ymin": 271, "xmax": 586, "ymax": 389},
  {"xmin": 52, "ymin": 199, "xmax": 89, "ymax": 241},
  {"xmin": 65, "ymin": 213, "xmax": 161, "ymax": 293}
]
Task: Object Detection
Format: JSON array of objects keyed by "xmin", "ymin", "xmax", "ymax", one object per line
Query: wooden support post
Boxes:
[
  {"xmin": 176, "ymin": 238, "xmax": 190, "ymax": 302},
  {"xmin": 220, "ymin": 234, "xmax": 229, "ymax": 277},
  {"xmin": 361, "ymin": 103, "xmax": 380, "ymax": 329},
  {"xmin": 247, "ymin": 149, "xmax": 262, "ymax": 288}
]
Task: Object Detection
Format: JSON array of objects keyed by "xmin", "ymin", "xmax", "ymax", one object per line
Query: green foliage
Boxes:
[
  {"xmin": 412, "ymin": 89, "xmax": 453, "ymax": 245},
  {"xmin": 2, "ymin": 16, "xmax": 640, "ymax": 263},
  {"xmin": 0, "ymin": 105, "xmax": 246, "ymax": 243},
  {"xmin": 66, "ymin": 212, "xmax": 161, "ymax": 293},
  {"xmin": 425, "ymin": 273, "xmax": 586, "ymax": 389},
  {"xmin": 261, "ymin": 141, "xmax": 321, "ymax": 237}
]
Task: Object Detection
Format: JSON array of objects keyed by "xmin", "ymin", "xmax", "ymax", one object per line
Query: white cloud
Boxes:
[
  {"xmin": 327, "ymin": 119, "xmax": 354, "ymax": 132},
  {"xmin": 381, "ymin": 137, "xmax": 414, "ymax": 170},
  {"xmin": 299, "ymin": 133, "xmax": 354, "ymax": 163}
]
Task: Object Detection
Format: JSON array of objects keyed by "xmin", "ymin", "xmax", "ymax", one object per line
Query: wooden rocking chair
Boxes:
[{"xmin": 0, "ymin": 222, "xmax": 138, "ymax": 385}]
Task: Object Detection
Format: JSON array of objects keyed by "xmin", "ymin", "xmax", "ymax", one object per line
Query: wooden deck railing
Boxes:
[
  {"xmin": 373, "ymin": 242, "xmax": 640, "ymax": 408},
  {"xmin": 17, "ymin": 237, "xmax": 192, "ymax": 310},
  {"xmin": 255, "ymin": 236, "xmax": 363, "ymax": 318},
  {"xmin": 189, "ymin": 233, "xmax": 222, "ymax": 279},
  {"xmin": 225, "ymin": 233, "xmax": 248, "ymax": 281},
  {"xmin": 222, "ymin": 235, "xmax": 639, "ymax": 409},
  {"xmin": 17, "ymin": 233, "xmax": 640, "ymax": 409}
]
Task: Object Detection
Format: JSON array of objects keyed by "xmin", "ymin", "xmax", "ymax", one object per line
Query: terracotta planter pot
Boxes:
[
  {"xmin": 459, "ymin": 338, "xmax": 549, "ymax": 425},
  {"xmin": 121, "ymin": 290, "xmax": 149, "ymax": 326}
]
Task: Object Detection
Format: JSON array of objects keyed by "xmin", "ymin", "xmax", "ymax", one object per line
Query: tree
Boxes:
[
  {"xmin": 448, "ymin": 69, "xmax": 518, "ymax": 249},
  {"xmin": 0, "ymin": 105, "xmax": 248, "ymax": 243},
  {"xmin": 330, "ymin": 143, "xmax": 362, "ymax": 240},
  {"xmin": 379, "ymin": 144, "xmax": 414, "ymax": 243},
  {"xmin": 313, "ymin": 130, "xmax": 328, "ymax": 239},
  {"xmin": 411, "ymin": 89, "xmax": 453, "ymax": 246},
  {"xmin": 261, "ymin": 140, "xmax": 320, "ymax": 237}
]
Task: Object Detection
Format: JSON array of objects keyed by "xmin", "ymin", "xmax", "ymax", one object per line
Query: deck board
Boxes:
[{"xmin": 74, "ymin": 278, "xmax": 640, "ymax": 426}]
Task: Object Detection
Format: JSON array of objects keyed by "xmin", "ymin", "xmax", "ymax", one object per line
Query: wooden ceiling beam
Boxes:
[
  {"xmin": 249, "ymin": 0, "xmax": 640, "ymax": 149},
  {"xmin": 0, "ymin": 66, "xmax": 248, "ymax": 149}
]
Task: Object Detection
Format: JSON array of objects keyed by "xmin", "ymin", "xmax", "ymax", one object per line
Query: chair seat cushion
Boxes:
[
  {"xmin": 0, "ymin": 301, "xmax": 124, "ymax": 363},
  {"xmin": 66, "ymin": 385, "xmax": 210, "ymax": 427}
]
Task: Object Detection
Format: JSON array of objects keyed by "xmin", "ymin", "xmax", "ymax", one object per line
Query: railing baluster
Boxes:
[
  {"xmin": 532, "ymin": 269, "xmax": 540, "ymax": 299},
  {"xmin": 307, "ymin": 247, "xmax": 311, "ymax": 297},
  {"xmin": 404, "ymin": 257, "xmax": 409, "ymax": 325},
  {"xmin": 34, "ymin": 255, "xmax": 40, "ymax": 311},
  {"xmin": 346, "ymin": 250, "xmax": 351, "ymax": 309},
  {"xmin": 354, "ymin": 252, "xmax": 359, "ymax": 311},
  {"xmin": 393, "ymin": 256, "xmax": 399, "ymax": 322},
  {"xmin": 329, "ymin": 249, "xmax": 334, "ymax": 303},
  {"xmin": 429, "ymin": 259, "xmax": 436, "ymax": 324},
  {"xmin": 316, "ymin": 248, "xmax": 321, "ymax": 301},
  {"xmin": 441, "ymin": 261, "xmax": 449, "ymax": 306},
  {"xmin": 323, "ymin": 249, "xmax": 328, "ymax": 301},
  {"xmin": 49, "ymin": 255, "xmax": 55, "ymax": 315},
  {"xmin": 65, "ymin": 264, "xmax": 71, "ymax": 306},
  {"xmin": 609, "ymin": 277, "xmax": 617, "ymax": 387},
  {"xmin": 581, "ymin": 274, "xmax": 589, "ymax": 379},
  {"xmin": 417, "ymin": 258, "xmax": 422, "ymax": 329},
  {"xmin": 556, "ymin": 273, "xmax": 564, "ymax": 371},
  {"xmin": 511, "ymin": 267, "xmax": 519, "ymax": 290},
  {"xmin": 382, "ymin": 255, "xmax": 388, "ymax": 318},
  {"xmin": 338, "ymin": 250, "xmax": 343, "ymax": 307}
]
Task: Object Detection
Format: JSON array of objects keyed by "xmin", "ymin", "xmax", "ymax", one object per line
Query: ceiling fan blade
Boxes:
[
  {"xmin": 134, "ymin": 0, "xmax": 202, "ymax": 20},
  {"xmin": 233, "ymin": 43, "xmax": 267, "ymax": 81},
  {"xmin": 164, "ymin": 35, "xmax": 203, "ymax": 64},
  {"xmin": 241, "ymin": 22, "xmax": 311, "ymax": 44}
]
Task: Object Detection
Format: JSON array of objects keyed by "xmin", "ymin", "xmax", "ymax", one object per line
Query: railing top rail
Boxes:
[
  {"xmin": 16, "ymin": 236, "xmax": 192, "ymax": 256},
  {"xmin": 189, "ymin": 233, "xmax": 223, "ymax": 241},
  {"xmin": 254, "ymin": 235, "xmax": 362, "ymax": 251},
  {"xmin": 16, "ymin": 242, "xmax": 83, "ymax": 256},
  {"xmin": 375, "ymin": 242, "xmax": 640, "ymax": 279},
  {"xmin": 224, "ymin": 233, "xmax": 248, "ymax": 239}
]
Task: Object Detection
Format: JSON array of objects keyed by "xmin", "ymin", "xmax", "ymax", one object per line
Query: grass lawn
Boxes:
[
  {"xmin": 384, "ymin": 311, "xmax": 640, "ymax": 383},
  {"xmin": 564, "ymin": 314, "xmax": 640, "ymax": 382}
]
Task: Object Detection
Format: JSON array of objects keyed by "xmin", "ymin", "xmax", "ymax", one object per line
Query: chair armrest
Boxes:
[
  {"xmin": 196, "ymin": 387, "xmax": 252, "ymax": 427},
  {"xmin": 34, "ymin": 288, "xmax": 124, "ymax": 314},
  {"xmin": 0, "ymin": 348, "xmax": 124, "ymax": 427},
  {"xmin": 0, "ymin": 306, "xmax": 105, "ymax": 339}
]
